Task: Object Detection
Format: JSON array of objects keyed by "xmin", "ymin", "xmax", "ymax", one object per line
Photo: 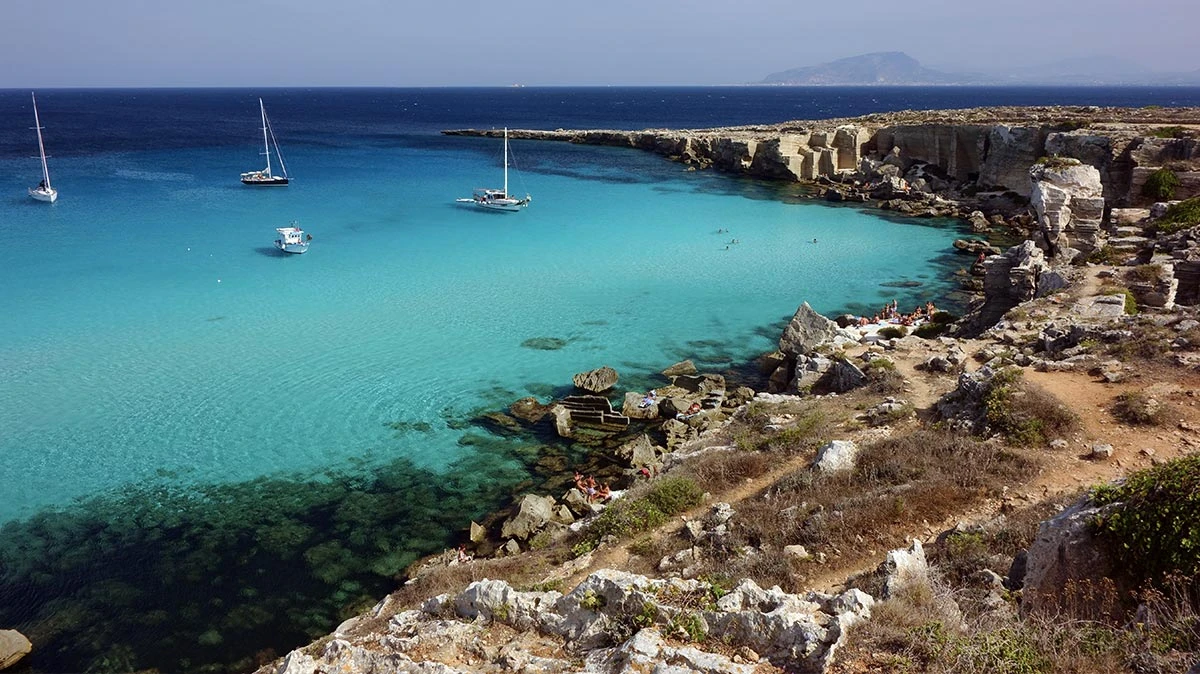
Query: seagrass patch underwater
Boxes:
[{"xmin": 0, "ymin": 448, "xmax": 532, "ymax": 674}]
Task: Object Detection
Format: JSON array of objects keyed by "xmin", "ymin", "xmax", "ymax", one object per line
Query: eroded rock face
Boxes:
[
  {"xmin": 1030, "ymin": 161, "xmax": 1105, "ymax": 257},
  {"xmin": 573, "ymin": 366, "xmax": 620, "ymax": 393},
  {"xmin": 969, "ymin": 241, "xmax": 1055, "ymax": 332},
  {"xmin": 501, "ymin": 494, "xmax": 558, "ymax": 541},
  {"xmin": 780, "ymin": 303, "xmax": 839, "ymax": 357},
  {"xmin": 1021, "ymin": 498, "xmax": 1120, "ymax": 615},
  {"xmin": 354, "ymin": 570, "xmax": 874, "ymax": 674}
]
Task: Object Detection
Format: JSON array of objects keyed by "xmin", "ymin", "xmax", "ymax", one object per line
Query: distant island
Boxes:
[{"xmin": 759, "ymin": 51, "xmax": 1200, "ymax": 86}]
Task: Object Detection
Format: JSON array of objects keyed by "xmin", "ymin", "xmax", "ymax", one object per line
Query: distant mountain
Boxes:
[
  {"xmin": 761, "ymin": 52, "xmax": 1200, "ymax": 86},
  {"xmin": 760, "ymin": 52, "xmax": 960, "ymax": 86}
]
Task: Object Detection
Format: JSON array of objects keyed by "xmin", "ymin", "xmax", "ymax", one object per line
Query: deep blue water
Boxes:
[{"xmin": 0, "ymin": 86, "xmax": 1195, "ymax": 674}]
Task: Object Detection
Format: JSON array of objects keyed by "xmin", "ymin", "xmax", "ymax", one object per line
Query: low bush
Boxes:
[
  {"xmin": 577, "ymin": 477, "xmax": 702, "ymax": 551},
  {"xmin": 1086, "ymin": 245, "xmax": 1121, "ymax": 265},
  {"xmin": 864, "ymin": 358, "xmax": 906, "ymax": 393},
  {"xmin": 983, "ymin": 369, "xmax": 1079, "ymax": 447},
  {"xmin": 914, "ymin": 322, "xmax": 950, "ymax": 339},
  {"xmin": 1124, "ymin": 263, "xmax": 1163, "ymax": 285},
  {"xmin": 1111, "ymin": 390, "xmax": 1169, "ymax": 426},
  {"xmin": 1148, "ymin": 125, "xmax": 1190, "ymax": 139},
  {"xmin": 1091, "ymin": 454, "xmax": 1200, "ymax": 581},
  {"xmin": 1101, "ymin": 287, "xmax": 1138, "ymax": 315},
  {"xmin": 1035, "ymin": 155, "xmax": 1080, "ymax": 170},
  {"xmin": 878, "ymin": 326, "xmax": 908, "ymax": 339},
  {"xmin": 1154, "ymin": 197, "xmax": 1200, "ymax": 235},
  {"xmin": 1143, "ymin": 168, "xmax": 1182, "ymax": 200}
]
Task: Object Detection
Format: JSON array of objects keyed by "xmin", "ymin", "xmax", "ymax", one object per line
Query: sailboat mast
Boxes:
[
  {"xmin": 503, "ymin": 127, "xmax": 509, "ymax": 197},
  {"xmin": 32, "ymin": 92, "xmax": 51, "ymax": 190},
  {"xmin": 260, "ymin": 98, "xmax": 272, "ymax": 176}
]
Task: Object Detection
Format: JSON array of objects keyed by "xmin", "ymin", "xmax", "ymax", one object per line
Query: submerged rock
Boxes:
[{"xmin": 0, "ymin": 630, "xmax": 31, "ymax": 671}]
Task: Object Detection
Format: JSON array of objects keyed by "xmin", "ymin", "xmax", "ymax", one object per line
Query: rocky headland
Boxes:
[{"xmin": 226, "ymin": 108, "xmax": 1200, "ymax": 674}]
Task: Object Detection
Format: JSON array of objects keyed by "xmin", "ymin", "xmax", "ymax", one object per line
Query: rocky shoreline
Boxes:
[{"xmin": 230, "ymin": 108, "xmax": 1200, "ymax": 674}]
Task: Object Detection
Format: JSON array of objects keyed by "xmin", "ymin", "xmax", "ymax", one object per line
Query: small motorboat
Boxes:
[{"xmin": 274, "ymin": 224, "xmax": 310, "ymax": 254}]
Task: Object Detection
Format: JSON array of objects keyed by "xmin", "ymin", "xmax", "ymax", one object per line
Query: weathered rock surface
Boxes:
[
  {"xmin": 1030, "ymin": 160, "xmax": 1105, "ymax": 257},
  {"xmin": 0, "ymin": 630, "xmax": 32, "ymax": 671},
  {"xmin": 274, "ymin": 569, "xmax": 874, "ymax": 674},
  {"xmin": 551, "ymin": 396, "xmax": 630, "ymax": 439},
  {"xmin": 813, "ymin": 440, "xmax": 859, "ymax": 473},
  {"xmin": 572, "ymin": 366, "xmax": 620, "ymax": 393},
  {"xmin": 501, "ymin": 494, "xmax": 559, "ymax": 541},
  {"xmin": 780, "ymin": 302, "xmax": 840, "ymax": 357},
  {"xmin": 662, "ymin": 359, "xmax": 698, "ymax": 377},
  {"xmin": 1021, "ymin": 497, "xmax": 1120, "ymax": 615}
]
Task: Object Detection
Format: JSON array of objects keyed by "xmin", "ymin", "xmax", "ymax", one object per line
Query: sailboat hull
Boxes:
[
  {"xmin": 475, "ymin": 198, "xmax": 528, "ymax": 212},
  {"xmin": 241, "ymin": 176, "xmax": 289, "ymax": 186},
  {"xmin": 29, "ymin": 187, "xmax": 57, "ymax": 203}
]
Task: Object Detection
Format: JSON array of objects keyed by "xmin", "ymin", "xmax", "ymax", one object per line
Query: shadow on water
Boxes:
[
  {"xmin": 0, "ymin": 448, "xmax": 535, "ymax": 674},
  {"xmin": 253, "ymin": 246, "xmax": 286, "ymax": 257}
]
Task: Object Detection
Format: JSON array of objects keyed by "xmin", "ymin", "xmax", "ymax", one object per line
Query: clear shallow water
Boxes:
[{"xmin": 1, "ymin": 86, "xmax": 1195, "ymax": 673}]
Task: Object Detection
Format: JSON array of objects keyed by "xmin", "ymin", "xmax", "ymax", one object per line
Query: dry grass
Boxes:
[{"xmin": 1111, "ymin": 390, "xmax": 1172, "ymax": 426}]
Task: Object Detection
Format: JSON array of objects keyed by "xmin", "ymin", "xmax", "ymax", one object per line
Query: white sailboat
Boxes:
[
  {"xmin": 457, "ymin": 128, "xmax": 531, "ymax": 212},
  {"xmin": 241, "ymin": 98, "xmax": 289, "ymax": 186},
  {"xmin": 28, "ymin": 92, "xmax": 57, "ymax": 203}
]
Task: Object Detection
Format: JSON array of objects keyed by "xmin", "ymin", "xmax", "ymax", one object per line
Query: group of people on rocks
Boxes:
[
  {"xmin": 855, "ymin": 299, "xmax": 938, "ymax": 328},
  {"xmin": 573, "ymin": 471, "xmax": 611, "ymax": 503}
]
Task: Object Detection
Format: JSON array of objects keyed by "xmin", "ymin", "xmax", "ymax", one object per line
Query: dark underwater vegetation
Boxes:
[{"xmin": 0, "ymin": 447, "xmax": 534, "ymax": 674}]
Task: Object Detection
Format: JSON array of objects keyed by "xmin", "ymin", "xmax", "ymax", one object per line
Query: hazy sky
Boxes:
[{"xmin": 2, "ymin": 0, "xmax": 1197, "ymax": 87}]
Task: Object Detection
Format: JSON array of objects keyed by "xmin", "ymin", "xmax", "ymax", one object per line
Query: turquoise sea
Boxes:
[{"xmin": 2, "ymin": 87, "xmax": 1197, "ymax": 673}]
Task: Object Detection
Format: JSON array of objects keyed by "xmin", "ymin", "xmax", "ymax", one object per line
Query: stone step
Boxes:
[{"xmin": 1113, "ymin": 226, "xmax": 1145, "ymax": 237}]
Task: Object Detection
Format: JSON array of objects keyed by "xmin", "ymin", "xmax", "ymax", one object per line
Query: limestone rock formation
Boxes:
[
  {"xmin": 779, "ymin": 302, "xmax": 839, "ymax": 357},
  {"xmin": 343, "ymin": 569, "xmax": 874, "ymax": 674},
  {"xmin": 621, "ymin": 391, "xmax": 660, "ymax": 420},
  {"xmin": 971, "ymin": 241, "xmax": 1054, "ymax": 332},
  {"xmin": 551, "ymin": 396, "xmax": 630, "ymax": 439},
  {"xmin": 0, "ymin": 630, "xmax": 31, "ymax": 671},
  {"xmin": 662, "ymin": 359, "xmax": 698, "ymax": 377},
  {"xmin": 979, "ymin": 125, "xmax": 1044, "ymax": 196},
  {"xmin": 501, "ymin": 494, "xmax": 559, "ymax": 541},
  {"xmin": 882, "ymin": 539, "xmax": 929, "ymax": 598},
  {"xmin": 1021, "ymin": 497, "xmax": 1120, "ymax": 615},
  {"xmin": 573, "ymin": 366, "xmax": 620, "ymax": 393},
  {"xmin": 1030, "ymin": 160, "xmax": 1105, "ymax": 257}
]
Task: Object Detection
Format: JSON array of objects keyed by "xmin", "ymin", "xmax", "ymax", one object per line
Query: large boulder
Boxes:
[
  {"xmin": 0, "ymin": 630, "xmax": 31, "ymax": 671},
  {"xmin": 825, "ymin": 360, "xmax": 868, "ymax": 394},
  {"xmin": 615, "ymin": 434, "xmax": 663, "ymax": 469},
  {"xmin": 779, "ymin": 302, "xmax": 839, "ymax": 357},
  {"xmin": 661, "ymin": 359, "xmax": 698, "ymax": 377},
  {"xmin": 572, "ymin": 366, "xmax": 619, "ymax": 393},
  {"xmin": 501, "ymin": 494, "xmax": 558, "ymax": 541},
  {"xmin": 621, "ymin": 391, "xmax": 660, "ymax": 420},
  {"xmin": 1021, "ymin": 497, "xmax": 1121, "ymax": 615}
]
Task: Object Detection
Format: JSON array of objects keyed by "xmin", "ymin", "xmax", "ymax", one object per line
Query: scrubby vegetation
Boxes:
[
  {"xmin": 1143, "ymin": 167, "xmax": 1181, "ymax": 200},
  {"xmin": 1085, "ymin": 245, "xmax": 1121, "ymax": 265},
  {"xmin": 1148, "ymin": 125, "xmax": 1191, "ymax": 139},
  {"xmin": 878, "ymin": 326, "xmax": 908, "ymax": 339},
  {"xmin": 573, "ymin": 477, "xmax": 703, "ymax": 554},
  {"xmin": 1154, "ymin": 197, "xmax": 1200, "ymax": 235},
  {"xmin": 1092, "ymin": 454, "xmax": 1200, "ymax": 581},
  {"xmin": 1034, "ymin": 155, "xmax": 1080, "ymax": 170},
  {"xmin": 982, "ymin": 369, "xmax": 1079, "ymax": 447},
  {"xmin": 1111, "ymin": 390, "xmax": 1170, "ymax": 426}
]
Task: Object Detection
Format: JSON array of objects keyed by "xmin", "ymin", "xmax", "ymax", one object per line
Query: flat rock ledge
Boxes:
[{"xmin": 273, "ymin": 569, "xmax": 873, "ymax": 674}]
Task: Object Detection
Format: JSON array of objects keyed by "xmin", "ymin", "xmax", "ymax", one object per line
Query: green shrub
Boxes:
[
  {"xmin": 1035, "ymin": 155, "xmax": 1080, "ymax": 170},
  {"xmin": 1091, "ymin": 454, "xmax": 1200, "ymax": 581},
  {"xmin": 1124, "ymin": 264, "xmax": 1163, "ymax": 285},
  {"xmin": 1154, "ymin": 197, "xmax": 1200, "ymax": 235},
  {"xmin": 983, "ymin": 369, "xmax": 1078, "ymax": 446},
  {"xmin": 580, "ymin": 478, "xmax": 701, "ymax": 547},
  {"xmin": 1148, "ymin": 126, "xmax": 1189, "ymax": 139},
  {"xmin": 1086, "ymin": 245, "xmax": 1121, "ymax": 265},
  {"xmin": 1143, "ymin": 168, "xmax": 1182, "ymax": 200},
  {"xmin": 1111, "ymin": 391, "xmax": 1168, "ymax": 426},
  {"xmin": 914, "ymin": 322, "xmax": 950, "ymax": 339},
  {"xmin": 878, "ymin": 326, "xmax": 908, "ymax": 339}
]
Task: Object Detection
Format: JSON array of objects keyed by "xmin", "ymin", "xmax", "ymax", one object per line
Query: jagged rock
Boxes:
[
  {"xmin": 953, "ymin": 238, "xmax": 1001, "ymax": 256},
  {"xmin": 779, "ymin": 302, "xmax": 839, "ymax": 357},
  {"xmin": 813, "ymin": 440, "xmax": 859, "ymax": 472},
  {"xmin": 864, "ymin": 397, "xmax": 911, "ymax": 425},
  {"xmin": 1030, "ymin": 161, "xmax": 1105, "ymax": 257},
  {"xmin": 501, "ymin": 494, "xmax": 558, "ymax": 541},
  {"xmin": 826, "ymin": 360, "xmax": 867, "ymax": 393},
  {"xmin": 615, "ymin": 434, "xmax": 663, "ymax": 469},
  {"xmin": 784, "ymin": 545, "xmax": 812, "ymax": 560},
  {"xmin": 572, "ymin": 366, "xmax": 620, "ymax": 393},
  {"xmin": 661, "ymin": 418, "xmax": 699, "ymax": 451},
  {"xmin": 883, "ymin": 539, "xmax": 929, "ymax": 598},
  {"xmin": 672, "ymin": 373, "xmax": 726, "ymax": 394},
  {"xmin": 1022, "ymin": 498, "xmax": 1120, "ymax": 615},
  {"xmin": 792, "ymin": 354, "xmax": 833, "ymax": 393},
  {"xmin": 469, "ymin": 521, "xmax": 486, "ymax": 544},
  {"xmin": 967, "ymin": 210, "xmax": 991, "ymax": 232},
  {"xmin": 563, "ymin": 488, "xmax": 598, "ymax": 517},
  {"xmin": 1090, "ymin": 443, "xmax": 1114, "ymax": 459},
  {"xmin": 1125, "ymin": 262, "xmax": 1178, "ymax": 310},
  {"xmin": 662, "ymin": 359, "xmax": 698, "ymax": 377},
  {"xmin": 0, "ymin": 630, "xmax": 31, "ymax": 671}
]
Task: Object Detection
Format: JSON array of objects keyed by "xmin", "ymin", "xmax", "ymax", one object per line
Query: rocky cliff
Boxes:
[{"xmin": 447, "ymin": 106, "xmax": 1200, "ymax": 215}]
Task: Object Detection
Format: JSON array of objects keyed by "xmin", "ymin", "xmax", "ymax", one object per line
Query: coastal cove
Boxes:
[{"xmin": 1, "ymin": 87, "xmax": 1198, "ymax": 674}]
